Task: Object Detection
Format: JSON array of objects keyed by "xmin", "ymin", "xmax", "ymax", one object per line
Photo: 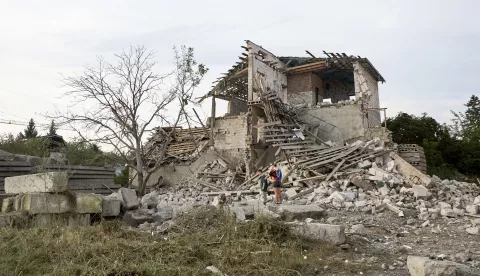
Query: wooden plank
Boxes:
[
  {"xmin": 263, "ymin": 134, "xmax": 296, "ymax": 138},
  {"xmin": 272, "ymin": 141, "xmax": 313, "ymax": 147},
  {"xmin": 43, "ymin": 165, "xmax": 115, "ymax": 172},
  {"xmin": 0, "ymin": 167, "xmax": 32, "ymax": 172},
  {"xmin": 0, "ymin": 161, "xmax": 32, "ymax": 167},
  {"xmin": 252, "ymin": 121, "xmax": 282, "ymax": 128},
  {"xmin": 306, "ymin": 143, "xmax": 363, "ymax": 169},
  {"xmin": 265, "ymin": 137, "xmax": 302, "ymax": 143},
  {"xmin": 325, "ymin": 159, "xmax": 346, "ymax": 181},
  {"xmin": 282, "ymin": 174, "xmax": 326, "ymax": 186}
]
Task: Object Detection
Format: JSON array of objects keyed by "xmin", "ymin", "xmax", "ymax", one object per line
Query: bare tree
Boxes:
[{"xmin": 57, "ymin": 45, "xmax": 207, "ymax": 195}]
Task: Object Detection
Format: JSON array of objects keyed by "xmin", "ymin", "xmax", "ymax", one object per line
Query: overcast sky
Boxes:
[{"xmin": 0, "ymin": 0, "xmax": 478, "ymax": 141}]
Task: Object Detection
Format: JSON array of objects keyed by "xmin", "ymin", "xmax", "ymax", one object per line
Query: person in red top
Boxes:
[{"xmin": 268, "ymin": 165, "xmax": 282, "ymax": 204}]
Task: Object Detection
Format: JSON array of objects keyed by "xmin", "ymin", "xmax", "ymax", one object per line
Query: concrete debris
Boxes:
[
  {"xmin": 466, "ymin": 227, "xmax": 479, "ymax": 235},
  {"xmin": 206, "ymin": 265, "xmax": 227, "ymax": 276},
  {"xmin": 269, "ymin": 204, "xmax": 325, "ymax": 221},
  {"xmin": 123, "ymin": 209, "xmax": 154, "ymax": 227},
  {"xmin": 407, "ymin": 255, "xmax": 480, "ymax": 276},
  {"xmin": 119, "ymin": 188, "xmax": 140, "ymax": 210},
  {"xmin": 102, "ymin": 198, "xmax": 121, "ymax": 217},
  {"xmin": 290, "ymin": 222, "xmax": 346, "ymax": 245},
  {"xmin": 5, "ymin": 172, "xmax": 68, "ymax": 194}
]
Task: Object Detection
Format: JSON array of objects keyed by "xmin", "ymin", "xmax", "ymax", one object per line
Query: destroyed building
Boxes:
[{"xmin": 142, "ymin": 41, "xmax": 391, "ymax": 186}]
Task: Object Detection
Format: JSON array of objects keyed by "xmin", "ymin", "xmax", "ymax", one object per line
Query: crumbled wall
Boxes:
[
  {"xmin": 353, "ymin": 62, "xmax": 381, "ymax": 127},
  {"xmin": 132, "ymin": 165, "xmax": 193, "ymax": 188},
  {"xmin": 227, "ymin": 98, "xmax": 248, "ymax": 115},
  {"xmin": 247, "ymin": 41, "xmax": 287, "ymax": 103},
  {"xmin": 301, "ymin": 102, "xmax": 366, "ymax": 143}
]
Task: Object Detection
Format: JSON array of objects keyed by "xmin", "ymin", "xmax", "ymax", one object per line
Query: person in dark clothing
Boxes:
[{"xmin": 257, "ymin": 169, "xmax": 269, "ymax": 205}]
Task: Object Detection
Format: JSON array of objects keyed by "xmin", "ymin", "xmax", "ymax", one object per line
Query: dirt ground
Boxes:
[{"xmin": 319, "ymin": 208, "xmax": 480, "ymax": 275}]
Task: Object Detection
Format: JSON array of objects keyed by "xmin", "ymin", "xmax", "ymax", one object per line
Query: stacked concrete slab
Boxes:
[
  {"xmin": 0, "ymin": 172, "xmax": 122, "ymax": 227},
  {"xmin": 0, "ymin": 159, "xmax": 34, "ymax": 198},
  {"xmin": 398, "ymin": 144, "xmax": 427, "ymax": 173}
]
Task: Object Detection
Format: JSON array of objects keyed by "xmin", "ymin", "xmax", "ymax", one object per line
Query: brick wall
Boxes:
[
  {"xmin": 227, "ymin": 99, "xmax": 248, "ymax": 115},
  {"xmin": 324, "ymin": 82, "xmax": 354, "ymax": 103},
  {"xmin": 213, "ymin": 115, "xmax": 248, "ymax": 150}
]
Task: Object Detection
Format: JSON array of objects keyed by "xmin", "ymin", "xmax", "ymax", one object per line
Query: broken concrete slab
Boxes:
[
  {"xmin": 119, "ymin": 188, "xmax": 140, "ymax": 210},
  {"xmin": 390, "ymin": 153, "xmax": 431, "ymax": 186},
  {"xmin": 350, "ymin": 176, "xmax": 373, "ymax": 191},
  {"xmin": 412, "ymin": 185, "xmax": 430, "ymax": 198},
  {"xmin": 407, "ymin": 255, "xmax": 480, "ymax": 276},
  {"xmin": 285, "ymin": 188, "xmax": 297, "ymax": 199},
  {"xmin": 123, "ymin": 209, "xmax": 154, "ymax": 227},
  {"xmin": 269, "ymin": 204, "xmax": 325, "ymax": 221},
  {"xmin": 290, "ymin": 222, "xmax": 346, "ymax": 245},
  {"xmin": 5, "ymin": 172, "xmax": 68, "ymax": 194},
  {"xmin": 102, "ymin": 198, "xmax": 121, "ymax": 217},
  {"xmin": 75, "ymin": 193, "xmax": 102, "ymax": 213},
  {"xmin": 21, "ymin": 193, "xmax": 73, "ymax": 214},
  {"xmin": 466, "ymin": 227, "xmax": 479, "ymax": 235}
]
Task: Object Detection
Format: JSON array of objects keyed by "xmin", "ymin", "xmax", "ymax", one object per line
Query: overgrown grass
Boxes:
[{"xmin": 0, "ymin": 207, "xmax": 373, "ymax": 276}]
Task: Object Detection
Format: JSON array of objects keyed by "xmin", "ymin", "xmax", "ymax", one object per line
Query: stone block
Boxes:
[
  {"xmin": 291, "ymin": 222, "xmax": 346, "ymax": 245},
  {"xmin": 440, "ymin": 208, "xmax": 457, "ymax": 218},
  {"xmin": 33, "ymin": 214, "xmax": 90, "ymax": 227},
  {"xmin": 5, "ymin": 172, "xmax": 68, "ymax": 194},
  {"xmin": 21, "ymin": 193, "xmax": 73, "ymax": 214},
  {"xmin": 407, "ymin": 255, "xmax": 480, "ymax": 276},
  {"xmin": 75, "ymin": 193, "xmax": 102, "ymax": 213},
  {"xmin": 119, "ymin": 188, "xmax": 140, "ymax": 210},
  {"xmin": 412, "ymin": 185, "xmax": 430, "ymax": 198},
  {"xmin": 269, "ymin": 204, "xmax": 325, "ymax": 221},
  {"xmin": 466, "ymin": 227, "xmax": 479, "ymax": 235},
  {"xmin": 285, "ymin": 188, "xmax": 297, "ymax": 199},
  {"xmin": 1, "ymin": 197, "xmax": 14, "ymax": 213},
  {"xmin": 466, "ymin": 205, "xmax": 479, "ymax": 215},
  {"xmin": 438, "ymin": 202, "xmax": 452, "ymax": 210},
  {"xmin": 102, "ymin": 198, "xmax": 121, "ymax": 217}
]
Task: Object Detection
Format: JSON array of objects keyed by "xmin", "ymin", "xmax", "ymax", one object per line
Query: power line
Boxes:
[{"xmin": 0, "ymin": 119, "xmax": 72, "ymax": 131}]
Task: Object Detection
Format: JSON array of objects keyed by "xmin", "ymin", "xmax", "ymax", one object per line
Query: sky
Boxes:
[{"xmin": 0, "ymin": 0, "xmax": 479, "ymax": 142}]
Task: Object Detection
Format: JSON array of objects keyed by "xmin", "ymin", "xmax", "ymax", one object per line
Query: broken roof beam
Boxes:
[{"xmin": 285, "ymin": 61, "xmax": 327, "ymax": 74}]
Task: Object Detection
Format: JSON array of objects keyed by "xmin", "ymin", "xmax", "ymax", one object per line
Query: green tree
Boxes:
[
  {"xmin": 48, "ymin": 120, "xmax": 57, "ymax": 136},
  {"xmin": 24, "ymin": 119, "xmax": 38, "ymax": 138},
  {"xmin": 386, "ymin": 112, "xmax": 464, "ymax": 178}
]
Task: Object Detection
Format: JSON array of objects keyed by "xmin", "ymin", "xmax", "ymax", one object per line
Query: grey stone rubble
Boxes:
[{"xmin": 407, "ymin": 255, "xmax": 480, "ymax": 276}]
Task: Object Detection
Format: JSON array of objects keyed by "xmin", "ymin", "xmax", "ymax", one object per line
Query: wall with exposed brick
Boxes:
[
  {"xmin": 227, "ymin": 99, "xmax": 248, "ymax": 115},
  {"xmin": 301, "ymin": 102, "xmax": 366, "ymax": 143},
  {"xmin": 324, "ymin": 82, "xmax": 355, "ymax": 103},
  {"xmin": 213, "ymin": 115, "xmax": 248, "ymax": 150},
  {"xmin": 353, "ymin": 62, "xmax": 381, "ymax": 127},
  {"xmin": 247, "ymin": 41, "xmax": 287, "ymax": 102}
]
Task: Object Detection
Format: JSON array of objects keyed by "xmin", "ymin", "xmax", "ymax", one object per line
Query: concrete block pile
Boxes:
[{"xmin": 0, "ymin": 172, "xmax": 121, "ymax": 227}]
